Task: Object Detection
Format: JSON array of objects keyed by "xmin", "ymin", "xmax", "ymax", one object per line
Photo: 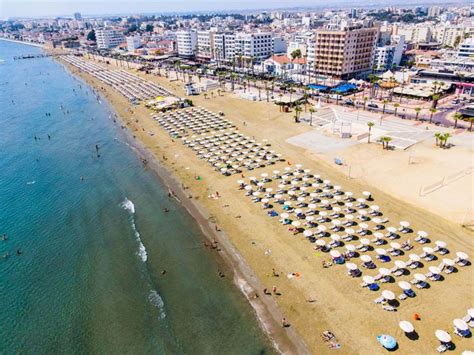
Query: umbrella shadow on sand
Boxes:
[{"xmin": 405, "ymin": 331, "xmax": 419, "ymax": 341}]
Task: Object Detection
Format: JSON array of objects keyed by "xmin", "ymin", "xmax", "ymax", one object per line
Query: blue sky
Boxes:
[{"xmin": 2, "ymin": 0, "xmax": 335, "ymax": 18}]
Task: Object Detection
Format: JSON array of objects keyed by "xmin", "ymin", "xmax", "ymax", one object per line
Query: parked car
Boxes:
[
  {"xmin": 343, "ymin": 99, "xmax": 354, "ymax": 106},
  {"xmin": 329, "ymin": 94, "xmax": 343, "ymax": 100},
  {"xmin": 367, "ymin": 103, "xmax": 379, "ymax": 109}
]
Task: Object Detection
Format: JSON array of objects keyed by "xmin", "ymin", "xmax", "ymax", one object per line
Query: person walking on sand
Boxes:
[
  {"xmin": 263, "ymin": 288, "xmax": 268, "ymax": 295},
  {"xmin": 282, "ymin": 318, "xmax": 288, "ymax": 327},
  {"xmin": 272, "ymin": 286, "xmax": 277, "ymax": 294},
  {"xmin": 272, "ymin": 268, "xmax": 278, "ymax": 277}
]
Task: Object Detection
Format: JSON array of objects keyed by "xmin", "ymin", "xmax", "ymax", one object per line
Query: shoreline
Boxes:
[
  {"xmin": 56, "ymin": 57, "xmax": 309, "ymax": 354},
  {"xmin": 0, "ymin": 38, "xmax": 44, "ymax": 48}
]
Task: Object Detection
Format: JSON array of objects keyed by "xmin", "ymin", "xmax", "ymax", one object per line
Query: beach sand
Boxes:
[{"xmin": 59, "ymin": 56, "xmax": 473, "ymax": 354}]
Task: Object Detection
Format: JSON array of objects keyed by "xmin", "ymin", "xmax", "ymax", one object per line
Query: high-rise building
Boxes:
[
  {"xmin": 176, "ymin": 30, "xmax": 197, "ymax": 58},
  {"xmin": 351, "ymin": 8, "xmax": 358, "ymax": 19},
  {"xmin": 73, "ymin": 12, "xmax": 82, "ymax": 21},
  {"xmin": 95, "ymin": 29, "xmax": 125, "ymax": 49},
  {"xmin": 234, "ymin": 32, "xmax": 274, "ymax": 62},
  {"xmin": 427, "ymin": 6, "xmax": 441, "ymax": 18},
  {"xmin": 313, "ymin": 26, "xmax": 378, "ymax": 79},
  {"xmin": 458, "ymin": 38, "xmax": 474, "ymax": 58},
  {"xmin": 196, "ymin": 31, "xmax": 214, "ymax": 62}
]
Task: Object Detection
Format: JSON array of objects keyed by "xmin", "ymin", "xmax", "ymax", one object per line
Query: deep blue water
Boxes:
[{"xmin": 0, "ymin": 40, "xmax": 272, "ymax": 354}]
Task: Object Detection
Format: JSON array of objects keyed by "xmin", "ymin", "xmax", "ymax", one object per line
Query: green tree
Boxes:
[
  {"xmin": 434, "ymin": 132, "xmax": 441, "ymax": 146},
  {"xmin": 382, "ymin": 99, "xmax": 388, "ymax": 114},
  {"xmin": 309, "ymin": 107, "xmax": 315, "ymax": 126},
  {"xmin": 87, "ymin": 29, "xmax": 96, "ymax": 41},
  {"xmin": 454, "ymin": 112, "xmax": 463, "ymax": 129},
  {"xmin": 429, "ymin": 108, "xmax": 437, "ymax": 124},
  {"xmin": 367, "ymin": 122, "xmax": 375, "ymax": 143},
  {"xmin": 441, "ymin": 133, "xmax": 451, "ymax": 148},
  {"xmin": 294, "ymin": 105, "xmax": 302, "ymax": 123},
  {"xmin": 363, "ymin": 97, "xmax": 368, "ymax": 110},
  {"xmin": 414, "ymin": 107, "xmax": 421, "ymax": 121},
  {"xmin": 145, "ymin": 24, "xmax": 154, "ymax": 32},
  {"xmin": 393, "ymin": 103, "xmax": 400, "ymax": 116},
  {"xmin": 468, "ymin": 117, "xmax": 474, "ymax": 132}
]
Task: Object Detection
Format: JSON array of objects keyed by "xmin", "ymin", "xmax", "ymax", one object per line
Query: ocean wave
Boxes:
[
  {"xmin": 120, "ymin": 198, "xmax": 147, "ymax": 262},
  {"xmin": 148, "ymin": 290, "xmax": 166, "ymax": 320}
]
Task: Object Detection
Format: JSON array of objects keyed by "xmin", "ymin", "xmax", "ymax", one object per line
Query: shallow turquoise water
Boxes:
[{"xmin": 0, "ymin": 40, "xmax": 272, "ymax": 354}]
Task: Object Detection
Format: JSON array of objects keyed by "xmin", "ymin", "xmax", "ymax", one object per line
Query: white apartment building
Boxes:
[
  {"xmin": 95, "ymin": 29, "xmax": 125, "ymax": 49},
  {"xmin": 433, "ymin": 25, "xmax": 469, "ymax": 48},
  {"xmin": 233, "ymin": 32, "xmax": 273, "ymax": 62},
  {"xmin": 397, "ymin": 26, "xmax": 432, "ymax": 44},
  {"xmin": 374, "ymin": 35, "xmax": 405, "ymax": 71},
  {"xmin": 196, "ymin": 30, "xmax": 213, "ymax": 62},
  {"xmin": 176, "ymin": 30, "xmax": 197, "ymax": 58},
  {"xmin": 126, "ymin": 34, "xmax": 141, "ymax": 52},
  {"xmin": 273, "ymin": 37, "xmax": 287, "ymax": 54},
  {"xmin": 458, "ymin": 38, "xmax": 474, "ymax": 58},
  {"xmin": 428, "ymin": 6, "xmax": 441, "ymax": 17}
]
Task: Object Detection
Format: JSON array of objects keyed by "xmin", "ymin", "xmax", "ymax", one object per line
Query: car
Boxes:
[
  {"xmin": 451, "ymin": 99, "xmax": 460, "ymax": 104},
  {"xmin": 343, "ymin": 99, "xmax": 354, "ymax": 106},
  {"xmin": 355, "ymin": 100, "xmax": 364, "ymax": 106},
  {"xmin": 329, "ymin": 94, "xmax": 343, "ymax": 100},
  {"xmin": 367, "ymin": 103, "xmax": 379, "ymax": 109}
]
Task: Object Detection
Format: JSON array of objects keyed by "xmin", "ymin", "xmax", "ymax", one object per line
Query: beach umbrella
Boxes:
[
  {"xmin": 400, "ymin": 221, "xmax": 410, "ymax": 228},
  {"xmin": 370, "ymin": 205, "xmax": 380, "ymax": 212},
  {"xmin": 237, "ymin": 179, "xmax": 244, "ymax": 184},
  {"xmin": 261, "ymin": 173, "xmax": 268, "ymax": 178},
  {"xmin": 456, "ymin": 251, "xmax": 469, "ymax": 260},
  {"xmin": 359, "ymin": 223, "xmax": 369, "ymax": 230},
  {"xmin": 373, "ymin": 232, "xmax": 384, "ymax": 239},
  {"xmin": 272, "ymin": 170, "xmax": 280, "ymax": 175},
  {"xmin": 409, "ymin": 254, "xmax": 421, "ymax": 262},
  {"xmin": 387, "ymin": 226, "xmax": 397, "ymax": 233},
  {"xmin": 308, "ymin": 203, "xmax": 317, "ymax": 209},
  {"xmin": 417, "ymin": 231, "xmax": 428, "ymax": 238},
  {"xmin": 395, "ymin": 260, "xmax": 407, "ymax": 269},
  {"xmin": 423, "ymin": 246, "xmax": 434, "ymax": 254},
  {"xmin": 363, "ymin": 275, "xmax": 375, "ymax": 284},
  {"xmin": 252, "ymin": 192, "xmax": 260, "ymax": 196},
  {"xmin": 375, "ymin": 248, "xmax": 387, "ymax": 256},
  {"xmin": 305, "ymin": 216, "xmax": 314, "ymax": 222},
  {"xmin": 360, "ymin": 238, "xmax": 370, "ymax": 245},
  {"xmin": 266, "ymin": 188, "xmax": 273, "ymax": 193},
  {"xmin": 261, "ymin": 198, "xmax": 269, "ymax": 203},
  {"xmin": 245, "ymin": 185, "xmax": 252, "ymax": 190},
  {"xmin": 442, "ymin": 258, "xmax": 454, "ymax": 266},
  {"xmin": 291, "ymin": 221, "xmax": 301, "ymax": 227},
  {"xmin": 294, "ymin": 208, "xmax": 303, "ymax": 215},
  {"xmin": 468, "ymin": 309, "xmax": 474, "ymax": 318},
  {"xmin": 345, "ymin": 228, "xmax": 355, "ymax": 235},
  {"xmin": 332, "ymin": 220, "xmax": 341, "ymax": 227},
  {"xmin": 346, "ymin": 244, "xmax": 356, "ymax": 252},
  {"xmin": 358, "ymin": 210, "xmax": 368, "ymax": 216},
  {"xmin": 363, "ymin": 191, "xmax": 371, "ymax": 198},
  {"xmin": 280, "ymin": 213, "xmax": 289, "ymax": 219},
  {"xmin": 316, "ymin": 239, "xmax": 326, "ymax": 246},
  {"xmin": 435, "ymin": 240, "xmax": 447, "ymax": 249},
  {"xmin": 274, "ymin": 194, "xmax": 282, "ymax": 199},
  {"xmin": 379, "ymin": 268, "xmax": 391, "ymax": 276},
  {"xmin": 414, "ymin": 273, "xmax": 426, "ymax": 282},
  {"xmin": 399, "ymin": 321, "xmax": 414, "ymax": 333},
  {"xmin": 284, "ymin": 201, "xmax": 292, "ymax": 206},
  {"xmin": 360, "ymin": 255, "xmax": 372, "ymax": 263},
  {"xmin": 346, "ymin": 263, "xmax": 357, "ymax": 270},
  {"xmin": 372, "ymin": 217, "xmax": 382, "ymax": 224},
  {"xmin": 453, "ymin": 319, "xmax": 469, "ymax": 331},
  {"xmin": 390, "ymin": 242, "xmax": 401, "ymax": 249},
  {"xmin": 345, "ymin": 214, "xmax": 354, "ymax": 220},
  {"xmin": 398, "ymin": 281, "xmax": 411, "ymax": 290},
  {"xmin": 429, "ymin": 266, "xmax": 441, "ymax": 274},
  {"xmin": 345, "ymin": 192, "xmax": 353, "ymax": 198},
  {"xmin": 317, "ymin": 225, "xmax": 327, "ymax": 232},
  {"xmin": 435, "ymin": 330, "xmax": 451, "ymax": 343},
  {"xmin": 330, "ymin": 250, "xmax": 341, "ymax": 258},
  {"xmin": 330, "ymin": 234, "xmax": 341, "ymax": 242},
  {"xmin": 303, "ymin": 230, "xmax": 313, "ymax": 237},
  {"xmin": 249, "ymin": 176, "xmax": 257, "ymax": 181},
  {"xmin": 381, "ymin": 290, "xmax": 395, "ymax": 300}
]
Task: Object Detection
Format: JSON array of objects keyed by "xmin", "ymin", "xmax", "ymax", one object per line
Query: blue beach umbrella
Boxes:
[{"xmin": 377, "ymin": 335, "xmax": 397, "ymax": 349}]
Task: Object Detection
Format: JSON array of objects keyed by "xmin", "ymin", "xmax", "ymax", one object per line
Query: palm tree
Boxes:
[
  {"xmin": 434, "ymin": 132, "xmax": 441, "ymax": 146},
  {"xmin": 392, "ymin": 103, "xmax": 399, "ymax": 117},
  {"xmin": 243, "ymin": 82, "xmax": 247, "ymax": 93},
  {"xmin": 367, "ymin": 122, "xmax": 375, "ymax": 143},
  {"xmin": 414, "ymin": 107, "xmax": 421, "ymax": 121},
  {"xmin": 203, "ymin": 93, "xmax": 208, "ymax": 100},
  {"xmin": 431, "ymin": 94, "xmax": 440, "ymax": 109},
  {"xmin": 294, "ymin": 105, "xmax": 302, "ymax": 123},
  {"xmin": 468, "ymin": 117, "xmax": 474, "ymax": 132},
  {"xmin": 290, "ymin": 49, "xmax": 302, "ymax": 79},
  {"xmin": 384, "ymin": 136, "xmax": 392, "ymax": 149},
  {"xmin": 441, "ymin": 133, "xmax": 451, "ymax": 148},
  {"xmin": 382, "ymin": 99, "xmax": 388, "ymax": 114},
  {"xmin": 217, "ymin": 88, "xmax": 221, "ymax": 97},
  {"xmin": 230, "ymin": 73, "xmax": 236, "ymax": 92},
  {"xmin": 429, "ymin": 108, "xmax": 437, "ymax": 124},
  {"xmin": 453, "ymin": 112, "xmax": 463, "ymax": 129},
  {"xmin": 309, "ymin": 108, "xmax": 315, "ymax": 126},
  {"xmin": 363, "ymin": 97, "xmax": 368, "ymax": 111}
]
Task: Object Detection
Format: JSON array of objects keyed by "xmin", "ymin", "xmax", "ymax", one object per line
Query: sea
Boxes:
[{"xmin": 0, "ymin": 40, "xmax": 272, "ymax": 354}]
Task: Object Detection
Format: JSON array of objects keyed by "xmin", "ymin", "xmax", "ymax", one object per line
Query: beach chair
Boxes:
[
  {"xmin": 398, "ymin": 293, "xmax": 408, "ymax": 301},
  {"xmin": 374, "ymin": 296, "xmax": 385, "ymax": 304},
  {"xmin": 462, "ymin": 315, "xmax": 471, "ymax": 323},
  {"xmin": 469, "ymin": 320, "xmax": 474, "ymax": 328},
  {"xmin": 382, "ymin": 305, "xmax": 397, "ymax": 312},
  {"xmin": 436, "ymin": 345, "xmax": 447, "ymax": 353}
]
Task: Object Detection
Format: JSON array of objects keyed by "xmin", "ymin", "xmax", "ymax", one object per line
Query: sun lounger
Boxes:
[
  {"xmin": 374, "ymin": 296, "xmax": 385, "ymax": 304},
  {"xmin": 398, "ymin": 293, "xmax": 408, "ymax": 301},
  {"xmin": 437, "ymin": 345, "xmax": 447, "ymax": 353},
  {"xmin": 383, "ymin": 305, "xmax": 397, "ymax": 312}
]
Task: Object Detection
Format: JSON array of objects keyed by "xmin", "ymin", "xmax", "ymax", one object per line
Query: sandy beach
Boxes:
[{"xmin": 58, "ymin": 55, "xmax": 473, "ymax": 354}]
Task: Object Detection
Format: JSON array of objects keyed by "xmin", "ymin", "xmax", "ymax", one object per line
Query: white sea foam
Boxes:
[
  {"xmin": 121, "ymin": 198, "xmax": 147, "ymax": 262},
  {"xmin": 148, "ymin": 290, "xmax": 166, "ymax": 320}
]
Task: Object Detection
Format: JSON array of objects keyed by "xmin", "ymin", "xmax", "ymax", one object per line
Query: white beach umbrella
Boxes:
[
  {"xmin": 372, "ymin": 217, "xmax": 382, "ymax": 224},
  {"xmin": 308, "ymin": 203, "xmax": 317, "ymax": 209},
  {"xmin": 435, "ymin": 330, "xmax": 451, "ymax": 343},
  {"xmin": 346, "ymin": 245, "xmax": 356, "ymax": 252},
  {"xmin": 379, "ymin": 268, "xmax": 391, "ymax": 276},
  {"xmin": 373, "ymin": 232, "xmax": 384, "ymax": 239},
  {"xmin": 423, "ymin": 246, "xmax": 434, "ymax": 254},
  {"xmin": 453, "ymin": 319, "xmax": 469, "ymax": 331},
  {"xmin": 237, "ymin": 179, "xmax": 244, "ymax": 184},
  {"xmin": 414, "ymin": 273, "xmax": 426, "ymax": 282},
  {"xmin": 332, "ymin": 220, "xmax": 341, "ymax": 227},
  {"xmin": 387, "ymin": 226, "xmax": 397, "ymax": 233},
  {"xmin": 317, "ymin": 225, "xmax": 327, "ymax": 232},
  {"xmin": 398, "ymin": 281, "xmax": 411, "ymax": 290},
  {"xmin": 345, "ymin": 214, "xmax": 354, "ymax": 220},
  {"xmin": 346, "ymin": 263, "xmax": 357, "ymax": 270},
  {"xmin": 273, "ymin": 170, "xmax": 280, "ymax": 175},
  {"xmin": 399, "ymin": 321, "xmax": 414, "ymax": 333},
  {"xmin": 468, "ymin": 309, "xmax": 474, "ymax": 318},
  {"xmin": 330, "ymin": 234, "xmax": 341, "ymax": 242},
  {"xmin": 252, "ymin": 192, "xmax": 260, "ymax": 196},
  {"xmin": 330, "ymin": 250, "xmax": 341, "ymax": 258},
  {"xmin": 245, "ymin": 185, "xmax": 252, "ymax": 191},
  {"xmin": 409, "ymin": 254, "xmax": 421, "ymax": 262},
  {"xmin": 375, "ymin": 248, "xmax": 387, "ymax": 256},
  {"xmin": 305, "ymin": 216, "xmax": 314, "ymax": 222},
  {"xmin": 435, "ymin": 240, "xmax": 447, "ymax": 249},
  {"xmin": 362, "ymin": 191, "xmax": 371, "ymax": 198},
  {"xmin": 266, "ymin": 188, "xmax": 273, "ymax": 193},
  {"xmin": 284, "ymin": 201, "xmax": 292, "ymax": 206},
  {"xmin": 360, "ymin": 238, "xmax": 370, "ymax": 245},
  {"xmin": 363, "ymin": 275, "xmax": 375, "ymax": 284},
  {"xmin": 359, "ymin": 223, "xmax": 369, "ymax": 230},
  {"xmin": 400, "ymin": 221, "xmax": 410, "ymax": 228},
  {"xmin": 417, "ymin": 231, "xmax": 428, "ymax": 238},
  {"xmin": 370, "ymin": 205, "xmax": 380, "ymax": 212},
  {"xmin": 294, "ymin": 209, "xmax": 303, "ymax": 215},
  {"xmin": 382, "ymin": 290, "xmax": 395, "ymax": 300},
  {"xmin": 442, "ymin": 258, "xmax": 454, "ymax": 266},
  {"xmin": 280, "ymin": 213, "xmax": 289, "ymax": 219},
  {"xmin": 303, "ymin": 230, "xmax": 313, "ymax": 237},
  {"xmin": 274, "ymin": 194, "xmax": 282, "ymax": 199},
  {"xmin": 291, "ymin": 221, "xmax": 301, "ymax": 227},
  {"xmin": 319, "ymin": 211, "xmax": 328, "ymax": 217},
  {"xmin": 429, "ymin": 266, "xmax": 441, "ymax": 274},
  {"xmin": 390, "ymin": 242, "xmax": 401, "ymax": 249},
  {"xmin": 261, "ymin": 198, "xmax": 269, "ymax": 203},
  {"xmin": 316, "ymin": 239, "xmax": 326, "ymax": 246},
  {"xmin": 395, "ymin": 260, "xmax": 407, "ymax": 269},
  {"xmin": 456, "ymin": 251, "xmax": 469, "ymax": 260},
  {"xmin": 345, "ymin": 228, "xmax": 355, "ymax": 235},
  {"xmin": 360, "ymin": 255, "xmax": 372, "ymax": 263}
]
